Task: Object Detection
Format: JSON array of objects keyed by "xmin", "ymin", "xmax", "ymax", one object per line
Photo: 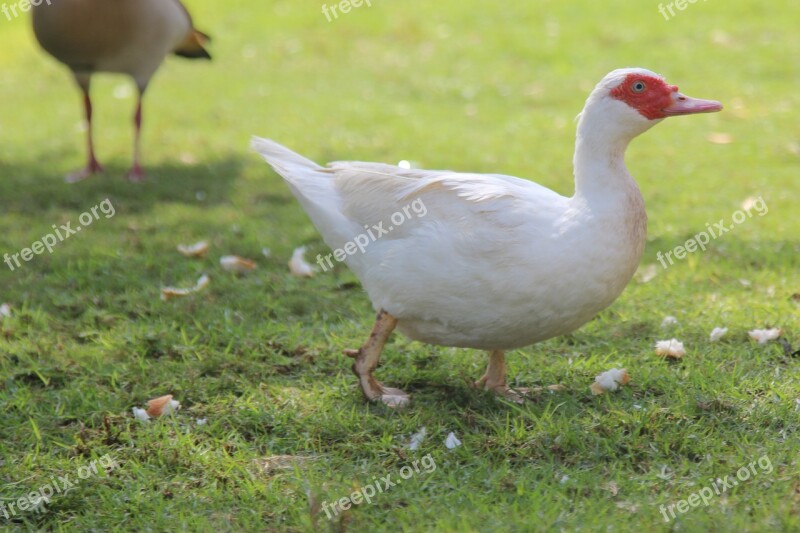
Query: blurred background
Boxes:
[{"xmin": 1, "ymin": 1, "xmax": 797, "ymax": 224}]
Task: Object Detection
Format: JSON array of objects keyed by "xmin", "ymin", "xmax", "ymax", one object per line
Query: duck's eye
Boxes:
[{"xmin": 632, "ymin": 81, "xmax": 646, "ymax": 93}]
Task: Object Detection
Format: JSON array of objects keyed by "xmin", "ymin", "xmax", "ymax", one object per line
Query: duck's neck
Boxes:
[
  {"xmin": 571, "ymin": 109, "xmax": 643, "ymax": 210},
  {"xmin": 569, "ymin": 106, "xmax": 649, "ymax": 269}
]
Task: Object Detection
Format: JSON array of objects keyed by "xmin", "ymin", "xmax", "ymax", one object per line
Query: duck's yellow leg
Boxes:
[{"xmin": 344, "ymin": 310, "xmax": 409, "ymax": 408}]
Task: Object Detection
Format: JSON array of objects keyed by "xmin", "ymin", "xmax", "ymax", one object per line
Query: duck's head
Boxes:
[{"xmin": 580, "ymin": 68, "xmax": 723, "ymax": 140}]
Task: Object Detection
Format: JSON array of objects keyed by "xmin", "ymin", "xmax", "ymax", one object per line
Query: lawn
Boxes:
[{"xmin": 1, "ymin": 0, "xmax": 799, "ymax": 531}]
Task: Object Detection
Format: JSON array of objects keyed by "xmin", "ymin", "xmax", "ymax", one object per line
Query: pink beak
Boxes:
[{"xmin": 663, "ymin": 92, "xmax": 723, "ymax": 116}]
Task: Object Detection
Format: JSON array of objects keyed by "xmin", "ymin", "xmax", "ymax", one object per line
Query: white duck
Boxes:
[
  {"xmin": 32, "ymin": 0, "xmax": 211, "ymax": 182},
  {"xmin": 252, "ymin": 68, "xmax": 721, "ymax": 407}
]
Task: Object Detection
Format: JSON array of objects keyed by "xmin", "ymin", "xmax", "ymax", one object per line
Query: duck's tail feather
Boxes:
[
  {"xmin": 251, "ymin": 137, "xmax": 323, "ymax": 176},
  {"xmin": 174, "ymin": 30, "xmax": 212, "ymax": 60},
  {"xmin": 251, "ymin": 137, "xmax": 358, "ymax": 248}
]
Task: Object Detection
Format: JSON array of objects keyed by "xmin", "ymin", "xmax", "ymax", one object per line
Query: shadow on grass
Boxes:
[{"xmin": 0, "ymin": 154, "xmax": 245, "ymax": 215}]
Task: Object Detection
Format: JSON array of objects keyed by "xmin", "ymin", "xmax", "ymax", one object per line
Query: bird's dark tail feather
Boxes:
[{"xmin": 174, "ymin": 30, "xmax": 212, "ymax": 60}]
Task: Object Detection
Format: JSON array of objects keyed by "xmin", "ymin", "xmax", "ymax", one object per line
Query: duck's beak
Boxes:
[{"xmin": 662, "ymin": 92, "xmax": 723, "ymax": 116}]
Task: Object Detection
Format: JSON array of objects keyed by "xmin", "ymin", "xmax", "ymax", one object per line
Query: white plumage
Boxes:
[{"xmin": 253, "ymin": 68, "xmax": 722, "ymax": 406}]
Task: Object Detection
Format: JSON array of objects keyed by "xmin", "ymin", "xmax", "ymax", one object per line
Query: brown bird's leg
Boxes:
[
  {"xmin": 344, "ymin": 310, "xmax": 409, "ymax": 408},
  {"xmin": 66, "ymin": 74, "xmax": 104, "ymax": 183},
  {"xmin": 474, "ymin": 350, "xmax": 528, "ymax": 404},
  {"xmin": 126, "ymin": 87, "xmax": 146, "ymax": 182}
]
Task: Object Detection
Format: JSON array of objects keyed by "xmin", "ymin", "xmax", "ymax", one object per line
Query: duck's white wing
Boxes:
[
  {"xmin": 253, "ymin": 138, "xmax": 564, "ymax": 247},
  {"xmin": 329, "ymin": 162, "xmax": 542, "ymax": 229},
  {"xmin": 252, "ymin": 138, "xmax": 569, "ymax": 319}
]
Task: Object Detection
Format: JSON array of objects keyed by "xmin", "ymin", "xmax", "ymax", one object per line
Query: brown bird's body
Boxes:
[{"xmin": 32, "ymin": 0, "xmax": 210, "ymax": 182}]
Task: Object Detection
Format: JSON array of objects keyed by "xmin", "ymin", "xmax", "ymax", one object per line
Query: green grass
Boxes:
[{"xmin": 1, "ymin": 0, "xmax": 799, "ymax": 531}]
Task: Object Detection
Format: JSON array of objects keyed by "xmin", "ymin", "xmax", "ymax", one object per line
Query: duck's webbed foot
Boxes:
[
  {"xmin": 344, "ymin": 310, "xmax": 409, "ymax": 408},
  {"xmin": 473, "ymin": 350, "xmax": 530, "ymax": 404}
]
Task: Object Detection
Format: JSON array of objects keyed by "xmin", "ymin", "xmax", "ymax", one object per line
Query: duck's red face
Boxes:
[{"xmin": 611, "ymin": 73, "xmax": 722, "ymax": 120}]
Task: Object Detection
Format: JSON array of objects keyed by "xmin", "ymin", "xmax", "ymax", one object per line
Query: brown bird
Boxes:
[{"xmin": 32, "ymin": 0, "xmax": 211, "ymax": 182}]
